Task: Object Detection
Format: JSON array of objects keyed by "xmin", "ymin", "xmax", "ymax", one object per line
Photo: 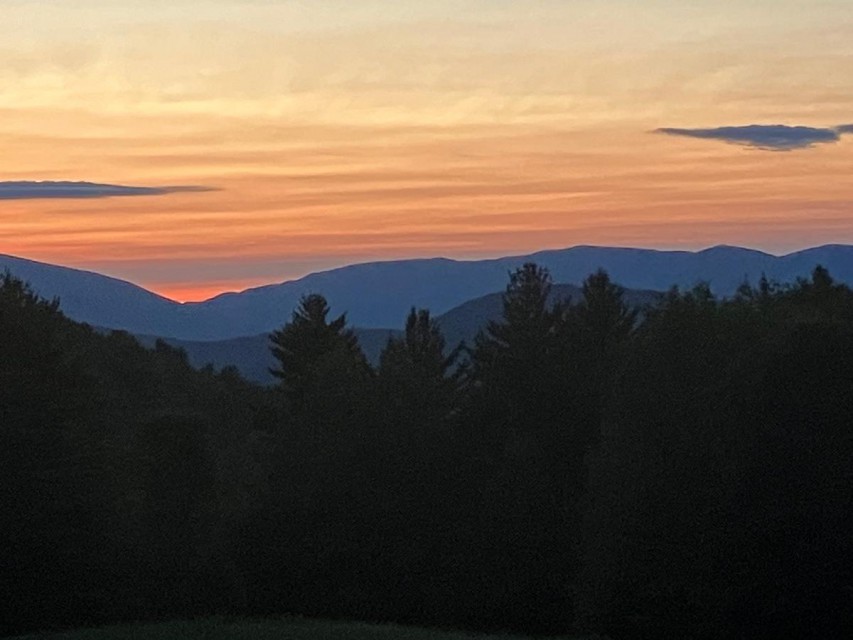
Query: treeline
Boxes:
[{"xmin": 1, "ymin": 265, "xmax": 851, "ymax": 638}]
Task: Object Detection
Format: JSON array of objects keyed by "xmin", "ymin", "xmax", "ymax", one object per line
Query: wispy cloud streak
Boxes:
[{"xmin": 0, "ymin": 181, "xmax": 215, "ymax": 200}]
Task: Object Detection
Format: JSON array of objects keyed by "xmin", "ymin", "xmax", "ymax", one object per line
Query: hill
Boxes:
[
  {"xmin": 0, "ymin": 254, "xmax": 187, "ymax": 336},
  {"xmin": 4, "ymin": 244, "xmax": 853, "ymax": 340}
]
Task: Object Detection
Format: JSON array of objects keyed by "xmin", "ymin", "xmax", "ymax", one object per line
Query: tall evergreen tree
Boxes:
[
  {"xmin": 464, "ymin": 263, "xmax": 576, "ymax": 631},
  {"xmin": 570, "ymin": 269, "xmax": 637, "ymax": 353},
  {"xmin": 466, "ymin": 261, "xmax": 573, "ymax": 456},
  {"xmin": 378, "ymin": 307, "xmax": 461, "ymax": 427},
  {"xmin": 470, "ymin": 263, "xmax": 563, "ymax": 395},
  {"xmin": 560, "ymin": 269, "xmax": 637, "ymax": 452},
  {"xmin": 269, "ymin": 293, "xmax": 368, "ymax": 410}
]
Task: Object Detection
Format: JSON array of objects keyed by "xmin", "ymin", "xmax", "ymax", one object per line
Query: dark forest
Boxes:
[{"xmin": 1, "ymin": 264, "xmax": 851, "ymax": 639}]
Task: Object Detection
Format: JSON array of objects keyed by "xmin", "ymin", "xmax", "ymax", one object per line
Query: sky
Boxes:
[{"xmin": 1, "ymin": 0, "xmax": 852, "ymax": 301}]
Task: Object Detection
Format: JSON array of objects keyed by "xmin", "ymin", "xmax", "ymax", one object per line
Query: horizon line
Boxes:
[{"xmin": 2, "ymin": 241, "xmax": 849, "ymax": 305}]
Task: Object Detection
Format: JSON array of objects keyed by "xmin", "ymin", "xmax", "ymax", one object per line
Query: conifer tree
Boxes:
[
  {"xmin": 465, "ymin": 263, "xmax": 578, "ymax": 629},
  {"xmin": 268, "ymin": 293, "xmax": 368, "ymax": 410},
  {"xmin": 570, "ymin": 269, "xmax": 636, "ymax": 353},
  {"xmin": 471, "ymin": 262, "xmax": 563, "ymax": 385},
  {"xmin": 378, "ymin": 307, "xmax": 461, "ymax": 426},
  {"xmin": 560, "ymin": 269, "xmax": 637, "ymax": 451}
]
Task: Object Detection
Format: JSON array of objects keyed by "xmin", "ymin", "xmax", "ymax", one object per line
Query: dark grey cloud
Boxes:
[
  {"xmin": 0, "ymin": 181, "xmax": 215, "ymax": 200},
  {"xmin": 655, "ymin": 124, "xmax": 853, "ymax": 151}
]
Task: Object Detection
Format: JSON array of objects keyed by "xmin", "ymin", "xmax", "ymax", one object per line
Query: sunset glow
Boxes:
[{"xmin": 2, "ymin": 0, "xmax": 852, "ymax": 301}]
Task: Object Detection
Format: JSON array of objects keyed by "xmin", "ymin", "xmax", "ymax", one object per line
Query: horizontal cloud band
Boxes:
[
  {"xmin": 655, "ymin": 124, "xmax": 853, "ymax": 151},
  {"xmin": 0, "ymin": 181, "xmax": 215, "ymax": 200}
]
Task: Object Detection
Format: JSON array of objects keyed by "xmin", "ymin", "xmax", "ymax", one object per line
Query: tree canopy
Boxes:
[{"xmin": 2, "ymin": 265, "xmax": 851, "ymax": 638}]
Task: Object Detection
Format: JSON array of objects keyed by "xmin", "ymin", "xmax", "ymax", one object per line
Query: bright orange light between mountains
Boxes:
[
  {"xmin": 154, "ymin": 281, "xmax": 261, "ymax": 304},
  {"xmin": 1, "ymin": 1, "xmax": 852, "ymax": 295}
]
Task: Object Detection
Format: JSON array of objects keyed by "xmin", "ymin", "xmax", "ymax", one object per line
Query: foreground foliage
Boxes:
[
  {"xmin": 13, "ymin": 618, "xmax": 584, "ymax": 640},
  {"xmin": 1, "ymin": 266, "xmax": 851, "ymax": 639}
]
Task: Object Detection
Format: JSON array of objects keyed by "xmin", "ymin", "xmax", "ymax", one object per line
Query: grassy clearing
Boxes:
[{"xmin": 12, "ymin": 617, "xmax": 589, "ymax": 640}]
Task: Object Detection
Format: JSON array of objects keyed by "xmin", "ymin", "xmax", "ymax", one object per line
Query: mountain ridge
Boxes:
[{"xmin": 3, "ymin": 244, "xmax": 852, "ymax": 341}]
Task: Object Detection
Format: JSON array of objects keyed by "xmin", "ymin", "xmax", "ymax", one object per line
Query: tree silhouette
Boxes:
[
  {"xmin": 464, "ymin": 263, "xmax": 577, "ymax": 631},
  {"xmin": 570, "ymin": 269, "xmax": 636, "ymax": 353},
  {"xmin": 378, "ymin": 307, "xmax": 462, "ymax": 427},
  {"xmin": 577, "ymin": 274, "xmax": 853, "ymax": 638},
  {"xmin": 269, "ymin": 293, "xmax": 368, "ymax": 410},
  {"xmin": 5, "ymin": 263, "xmax": 853, "ymax": 638},
  {"xmin": 786, "ymin": 264, "xmax": 853, "ymax": 321},
  {"xmin": 466, "ymin": 262, "xmax": 573, "ymax": 455},
  {"xmin": 470, "ymin": 263, "xmax": 564, "ymax": 394},
  {"xmin": 0, "ymin": 272, "xmax": 102, "ymax": 634},
  {"xmin": 560, "ymin": 269, "xmax": 637, "ymax": 453}
]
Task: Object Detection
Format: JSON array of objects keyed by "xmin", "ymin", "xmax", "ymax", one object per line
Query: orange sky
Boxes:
[{"xmin": 1, "ymin": 1, "xmax": 852, "ymax": 301}]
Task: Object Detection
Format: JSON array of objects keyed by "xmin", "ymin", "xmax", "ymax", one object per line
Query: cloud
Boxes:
[
  {"xmin": 655, "ymin": 124, "xmax": 853, "ymax": 151},
  {"xmin": 0, "ymin": 181, "xmax": 215, "ymax": 200}
]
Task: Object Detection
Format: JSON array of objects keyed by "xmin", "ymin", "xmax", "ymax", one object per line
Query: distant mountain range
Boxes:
[
  {"xmin": 134, "ymin": 284, "xmax": 661, "ymax": 384},
  {"xmin": 3, "ymin": 244, "xmax": 852, "ymax": 342}
]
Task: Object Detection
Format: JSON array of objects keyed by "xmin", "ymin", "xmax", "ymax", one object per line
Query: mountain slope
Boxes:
[
  {"xmin": 4, "ymin": 244, "xmax": 853, "ymax": 340},
  {"xmin": 0, "ymin": 253, "xmax": 189, "ymax": 334}
]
